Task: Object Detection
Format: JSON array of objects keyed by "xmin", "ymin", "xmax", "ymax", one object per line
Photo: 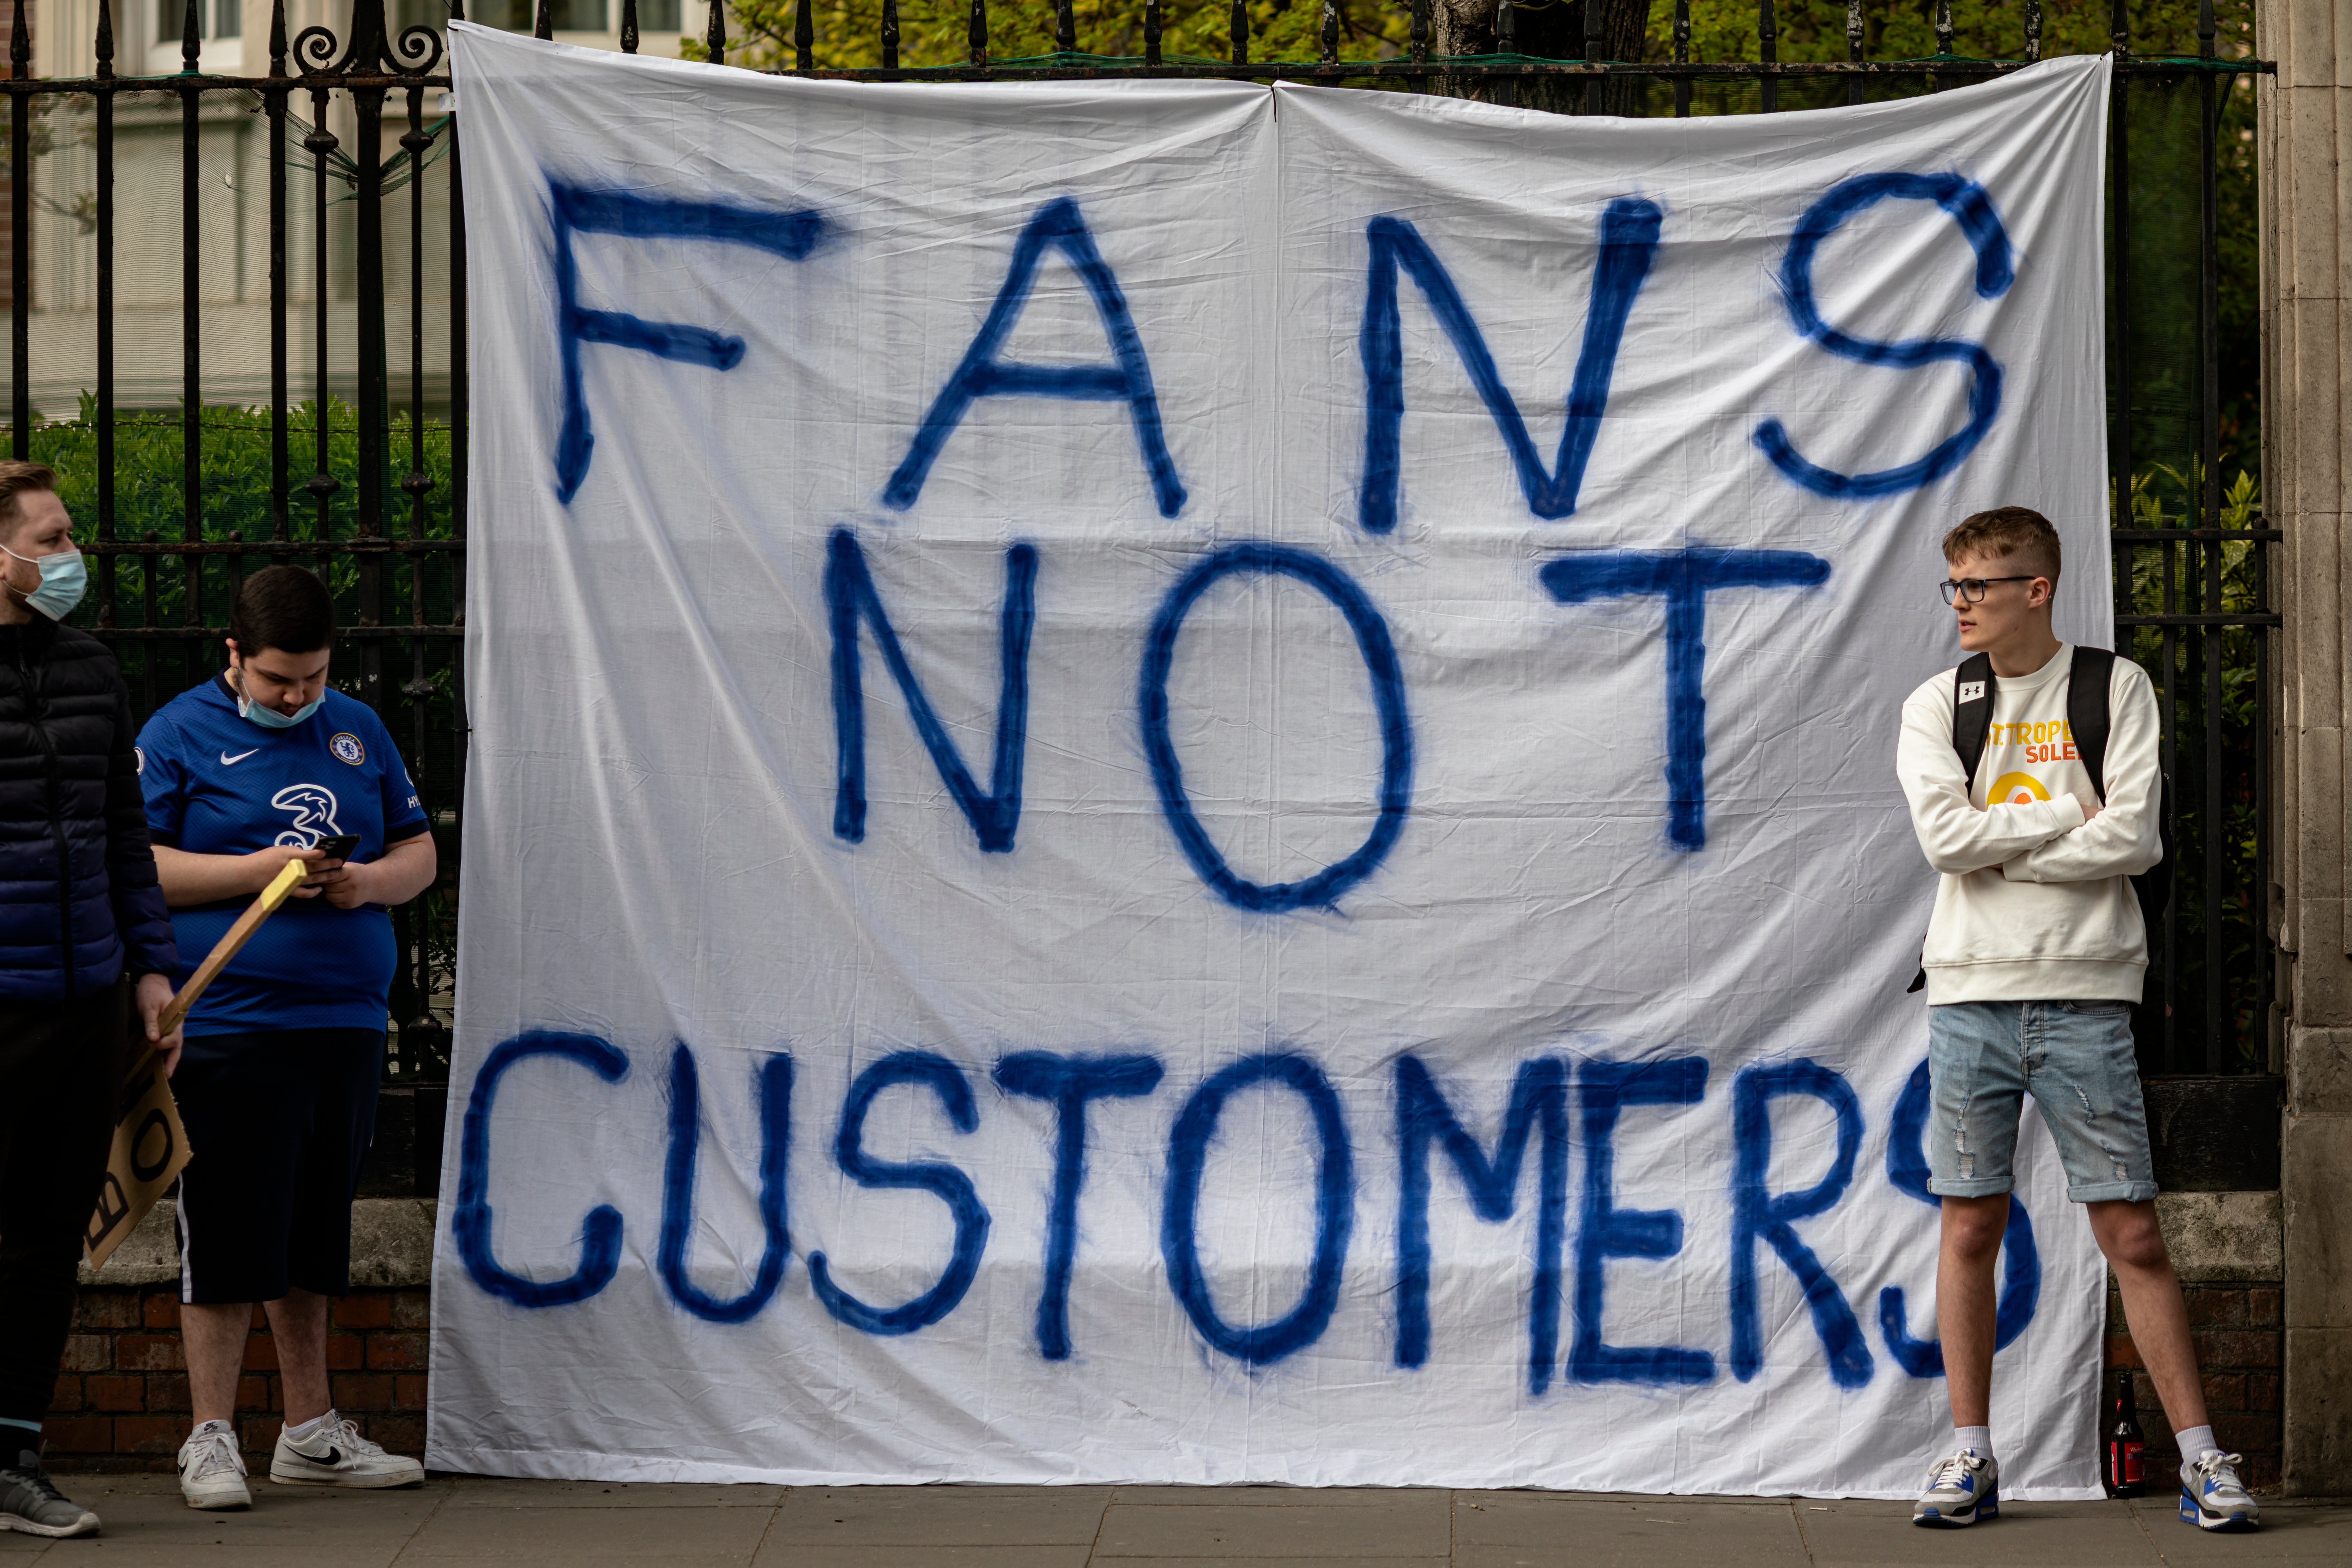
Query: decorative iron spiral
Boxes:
[
  {"xmin": 292, "ymin": 23, "xmax": 343, "ymax": 74},
  {"xmin": 392, "ymin": 23, "xmax": 446, "ymax": 76}
]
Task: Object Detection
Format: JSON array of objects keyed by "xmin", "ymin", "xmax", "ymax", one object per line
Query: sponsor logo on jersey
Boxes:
[
  {"xmin": 134, "ymin": 746, "xmax": 144, "ymax": 775},
  {"xmin": 270, "ymin": 783, "xmax": 343, "ymax": 848},
  {"xmin": 329, "ymin": 732, "xmax": 367, "ymax": 766}
]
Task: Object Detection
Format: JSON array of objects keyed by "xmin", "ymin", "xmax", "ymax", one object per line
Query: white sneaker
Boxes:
[
  {"xmin": 2179, "ymin": 1449, "xmax": 2260, "ymax": 1531},
  {"xmin": 176, "ymin": 1422, "xmax": 251, "ymax": 1511},
  {"xmin": 270, "ymin": 1412, "xmax": 424, "ymax": 1489},
  {"xmin": 1912, "ymin": 1448, "xmax": 1999, "ymax": 1527}
]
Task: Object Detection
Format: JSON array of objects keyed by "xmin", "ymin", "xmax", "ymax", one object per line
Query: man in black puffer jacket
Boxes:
[{"xmin": 0, "ymin": 461, "xmax": 179, "ymax": 1541}]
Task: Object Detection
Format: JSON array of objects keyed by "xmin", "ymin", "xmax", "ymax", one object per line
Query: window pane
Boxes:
[
  {"xmin": 214, "ymin": 0, "xmax": 240, "ymax": 37},
  {"xmin": 639, "ymin": 0, "xmax": 679, "ymax": 30},
  {"xmin": 552, "ymin": 0, "xmax": 606, "ymax": 29}
]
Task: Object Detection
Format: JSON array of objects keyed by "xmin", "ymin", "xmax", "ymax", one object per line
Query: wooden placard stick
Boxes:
[
  {"xmin": 85, "ymin": 858, "xmax": 313, "ymax": 1270},
  {"xmin": 154, "ymin": 856, "xmax": 310, "ymax": 1038}
]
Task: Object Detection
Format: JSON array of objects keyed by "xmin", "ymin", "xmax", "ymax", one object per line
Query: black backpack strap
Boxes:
[
  {"xmin": 2068, "ymin": 645, "xmax": 2116, "ymax": 803},
  {"xmin": 1952, "ymin": 653, "xmax": 1995, "ymax": 791}
]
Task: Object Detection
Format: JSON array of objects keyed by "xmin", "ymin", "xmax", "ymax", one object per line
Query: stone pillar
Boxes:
[{"xmin": 2259, "ymin": 0, "xmax": 2352, "ymax": 1496}]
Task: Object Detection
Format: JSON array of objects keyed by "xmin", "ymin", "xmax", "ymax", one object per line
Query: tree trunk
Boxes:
[{"xmin": 1433, "ymin": 0, "xmax": 1650, "ymax": 118}]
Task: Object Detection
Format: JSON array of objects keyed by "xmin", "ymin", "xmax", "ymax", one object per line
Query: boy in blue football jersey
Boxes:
[{"xmin": 138, "ymin": 568, "xmax": 436, "ymax": 1510}]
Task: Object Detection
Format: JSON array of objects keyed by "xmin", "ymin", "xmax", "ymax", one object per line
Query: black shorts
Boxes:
[{"xmin": 170, "ymin": 1028, "xmax": 383, "ymax": 1303}]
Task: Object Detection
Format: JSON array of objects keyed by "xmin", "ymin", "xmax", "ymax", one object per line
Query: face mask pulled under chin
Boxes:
[
  {"xmin": 2, "ymin": 542, "xmax": 87, "ymax": 621},
  {"xmin": 233, "ymin": 670, "xmax": 323, "ymax": 729}
]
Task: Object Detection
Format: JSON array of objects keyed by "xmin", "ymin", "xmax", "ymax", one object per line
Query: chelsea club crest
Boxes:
[{"xmin": 329, "ymin": 732, "xmax": 366, "ymax": 766}]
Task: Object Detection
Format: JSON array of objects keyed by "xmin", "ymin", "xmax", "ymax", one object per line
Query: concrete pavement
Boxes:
[{"xmin": 2, "ymin": 1476, "xmax": 2344, "ymax": 1566}]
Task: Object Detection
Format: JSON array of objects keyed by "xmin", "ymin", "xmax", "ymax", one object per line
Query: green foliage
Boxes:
[
  {"xmin": 691, "ymin": 0, "xmax": 1411, "ymax": 72},
  {"xmin": 31, "ymin": 395, "xmax": 459, "ymax": 647},
  {"xmin": 2118, "ymin": 463, "xmax": 2267, "ymax": 1067}
]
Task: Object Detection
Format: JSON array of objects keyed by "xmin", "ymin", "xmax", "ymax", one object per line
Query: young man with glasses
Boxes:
[{"xmin": 1895, "ymin": 507, "xmax": 2254, "ymax": 1532}]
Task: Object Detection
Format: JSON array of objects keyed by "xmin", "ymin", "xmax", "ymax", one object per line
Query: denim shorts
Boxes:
[{"xmin": 1926, "ymin": 999, "xmax": 2158, "ymax": 1204}]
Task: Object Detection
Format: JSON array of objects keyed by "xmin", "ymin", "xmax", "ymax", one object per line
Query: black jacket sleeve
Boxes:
[{"xmin": 104, "ymin": 676, "xmax": 177, "ymax": 982}]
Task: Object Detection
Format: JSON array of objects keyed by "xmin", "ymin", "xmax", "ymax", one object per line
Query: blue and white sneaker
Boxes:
[
  {"xmin": 2179, "ymin": 1450, "xmax": 2259, "ymax": 1531},
  {"xmin": 1912, "ymin": 1449, "xmax": 1999, "ymax": 1527}
]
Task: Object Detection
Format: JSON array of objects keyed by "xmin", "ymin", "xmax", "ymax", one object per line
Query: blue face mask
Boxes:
[
  {"xmin": 233, "ymin": 669, "xmax": 324, "ymax": 730},
  {"xmin": 3, "ymin": 542, "xmax": 87, "ymax": 622}
]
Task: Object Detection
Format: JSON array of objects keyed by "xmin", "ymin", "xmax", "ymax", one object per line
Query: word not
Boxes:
[
  {"xmin": 453, "ymin": 1032, "xmax": 2041, "ymax": 1394},
  {"xmin": 825, "ymin": 529, "xmax": 1828, "ymax": 891}
]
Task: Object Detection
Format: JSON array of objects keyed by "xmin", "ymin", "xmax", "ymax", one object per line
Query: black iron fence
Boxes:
[{"xmin": 5, "ymin": 2, "xmax": 2276, "ymax": 1116}]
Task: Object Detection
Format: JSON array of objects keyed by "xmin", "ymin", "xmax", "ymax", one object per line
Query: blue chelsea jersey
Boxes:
[{"xmin": 138, "ymin": 678, "xmax": 429, "ymax": 1036}]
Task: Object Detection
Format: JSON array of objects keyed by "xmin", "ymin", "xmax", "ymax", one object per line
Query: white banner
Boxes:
[{"xmin": 434, "ymin": 28, "xmax": 2113, "ymax": 1498}]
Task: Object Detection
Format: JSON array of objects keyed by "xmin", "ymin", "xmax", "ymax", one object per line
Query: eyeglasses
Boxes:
[{"xmin": 1940, "ymin": 576, "xmax": 2038, "ymax": 606}]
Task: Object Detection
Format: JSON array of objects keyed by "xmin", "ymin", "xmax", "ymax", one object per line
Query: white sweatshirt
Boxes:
[{"xmin": 1895, "ymin": 643, "xmax": 2163, "ymax": 1003}]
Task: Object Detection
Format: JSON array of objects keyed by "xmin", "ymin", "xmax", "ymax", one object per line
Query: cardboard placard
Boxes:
[
  {"xmin": 82, "ymin": 858, "xmax": 308, "ymax": 1270},
  {"xmin": 84, "ymin": 1058, "xmax": 190, "ymax": 1270}
]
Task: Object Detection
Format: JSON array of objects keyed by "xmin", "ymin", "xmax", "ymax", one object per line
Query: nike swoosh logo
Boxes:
[
  {"xmin": 319, "ymin": 1447, "xmax": 341, "ymax": 1466},
  {"xmin": 220, "ymin": 749, "xmax": 259, "ymax": 765}
]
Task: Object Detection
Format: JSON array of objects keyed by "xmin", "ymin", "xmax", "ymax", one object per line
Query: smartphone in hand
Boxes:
[{"xmin": 309, "ymin": 833, "xmax": 361, "ymax": 861}]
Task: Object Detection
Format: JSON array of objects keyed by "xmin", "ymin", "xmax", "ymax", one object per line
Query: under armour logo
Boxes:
[{"xmin": 1957, "ymin": 680, "xmax": 1987, "ymax": 705}]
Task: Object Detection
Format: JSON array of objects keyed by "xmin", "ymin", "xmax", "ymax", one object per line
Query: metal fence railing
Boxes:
[{"xmin": 6, "ymin": 0, "xmax": 2275, "ymax": 1098}]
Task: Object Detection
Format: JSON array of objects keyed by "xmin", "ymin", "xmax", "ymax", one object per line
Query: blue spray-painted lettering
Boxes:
[
  {"xmin": 1140, "ymin": 544, "xmax": 1413, "ymax": 912},
  {"xmin": 453, "ymin": 1030, "xmax": 629, "ymax": 1309},
  {"xmin": 809, "ymin": 1052, "xmax": 992, "ymax": 1336},
  {"xmin": 884, "ymin": 196, "xmax": 1185, "ymax": 518},
  {"xmin": 657, "ymin": 1046, "xmax": 794, "ymax": 1325},
  {"xmin": 1878, "ymin": 1059, "xmax": 2040, "ymax": 1376},
  {"xmin": 1754, "ymin": 172, "xmax": 2014, "ymax": 498},
  {"xmin": 993, "ymin": 1052, "xmax": 1167, "ymax": 1361},
  {"xmin": 1394, "ymin": 1055, "xmax": 1570, "ymax": 1394},
  {"xmin": 827, "ymin": 528, "xmax": 1037, "ymax": 853},
  {"xmin": 1162, "ymin": 1053, "xmax": 1355, "ymax": 1365},
  {"xmin": 1730, "ymin": 1059, "xmax": 1874, "ymax": 1388},
  {"xmin": 1540, "ymin": 549, "xmax": 1830, "ymax": 851},
  {"xmin": 1572, "ymin": 1057, "xmax": 1715, "ymax": 1385},
  {"xmin": 1358, "ymin": 201, "xmax": 1664, "ymax": 534},
  {"xmin": 548, "ymin": 183, "xmax": 824, "ymax": 503}
]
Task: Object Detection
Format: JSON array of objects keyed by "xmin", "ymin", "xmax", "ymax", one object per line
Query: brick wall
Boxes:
[
  {"xmin": 2106, "ymin": 1280, "xmax": 2284, "ymax": 1491},
  {"xmin": 43, "ymin": 1287, "xmax": 430, "ymax": 1472}
]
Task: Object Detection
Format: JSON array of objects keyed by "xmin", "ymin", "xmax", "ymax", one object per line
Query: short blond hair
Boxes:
[{"xmin": 1943, "ymin": 506, "xmax": 2061, "ymax": 584}]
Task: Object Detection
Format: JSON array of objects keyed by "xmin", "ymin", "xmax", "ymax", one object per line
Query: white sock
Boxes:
[
  {"xmin": 283, "ymin": 1410, "xmax": 335, "ymax": 1443},
  {"xmin": 1954, "ymin": 1425, "xmax": 1992, "ymax": 1460},
  {"xmin": 2175, "ymin": 1424, "xmax": 2217, "ymax": 1463}
]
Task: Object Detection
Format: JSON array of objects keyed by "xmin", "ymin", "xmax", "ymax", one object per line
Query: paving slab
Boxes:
[
  {"xmin": 770, "ymin": 1484, "xmax": 1113, "ymax": 1545},
  {"xmin": 1, "ymin": 1473, "xmax": 2339, "ymax": 1564},
  {"xmin": 1794, "ymin": 1498, "xmax": 2164, "ymax": 1566},
  {"xmin": 1094, "ymin": 1497, "xmax": 1453, "ymax": 1558},
  {"xmin": 66, "ymin": 1476, "xmax": 446, "ymax": 1560},
  {"xmin": 2124, "ymin": 1495, "xmax": 2352, "ymax": 1558},
  {"xmin": 748, "ymin": 1548, "xmax": 1096, "ymax": 1568},
  {"xmin": 1109, "ymin": 1487, "xmax": 1442, "ymax": 1508},
  {"xmin": 1453, "ymin": 1495, "xmax": 1809, "ymax": 1564},
  {"xmin": 395, "ymin": 1500, "xmax": 773, "ymax": 1561},
  {"xmin": 437, "ymin": 1478, "xmax": 787, "ymax": 1509}
]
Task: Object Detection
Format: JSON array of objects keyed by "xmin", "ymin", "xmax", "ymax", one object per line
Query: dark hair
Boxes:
[
  {"xmin": 1942, "ymin": 506, "xmax": 2061, "ymax": 585},
  {"xmin": 0, "ymin": 460, "xmax": 57, "ymax": 540},
  {"xmin": 229, "ymin": 565, "xmax": 337, "ymax": 656}
]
